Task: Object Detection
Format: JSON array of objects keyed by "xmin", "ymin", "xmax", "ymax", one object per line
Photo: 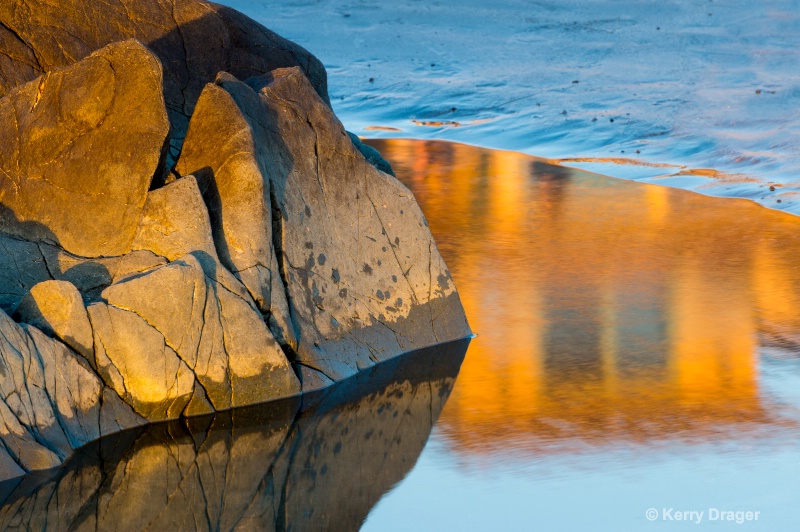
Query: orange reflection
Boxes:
[{"xmin": 368, "ymin": 138, "xmax": 800, "ymax": 457}]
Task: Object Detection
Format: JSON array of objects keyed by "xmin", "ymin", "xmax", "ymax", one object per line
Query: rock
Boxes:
[
  {"xmin": 0, "ymin": 0, "xmax": 329, "ymax": 164},
  {"xmin": 179, "ymin": 68, "xmax": 471, "ymax": 389},
  {"xmin": 131, "ymin": 175, "xmax": 219, "ymax": 262},
  {"xmin": 0, "ymin": 234, "xmax": 51, "ymax": 313},
  {"xmin": 87, "ymin": 253, "xmax": 300, "ymax": 421},
  {"xmin": 0, "ymin": 309, "xmax": 144, "ymax": 479},
  {"xmin": 175, "ymin": 79, "xmax": 297, "ymax": 352},
  {"xmin": 0, "ymin": 40, "xmax": 170, "ymax": 258},
  {"xmin": 0, "ymin": 1, "xmax": 470, "ymax": 487},
  {"xmin": 0, "ymin": 339, "xmax": 467, "ymax": 528},
  {"xmin": 87, "ymin": 302, "xmax": 197, "ymax": 421},
  {"xmin": 348, "ymin": 132, "xmax": 396, "ymax": 177},
  {"xmin": 12, "ymin": 280, "xmax": 93, "ymax": 360}
]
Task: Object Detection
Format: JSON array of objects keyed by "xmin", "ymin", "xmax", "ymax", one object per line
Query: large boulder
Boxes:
[
  {"xmin": 0, "ymin": 0, "xmax": 329, "ymax": 163},
  {"xmin": 0, "ymin": 0, "xmax": 470, "ymax": 485},
  {"xmin": 178, "ymin": 68, "xmax": 471, "ymax": 389},
  {"xmin": 0, "ymin": 39, "xmax": 170, "ymax": 257}
]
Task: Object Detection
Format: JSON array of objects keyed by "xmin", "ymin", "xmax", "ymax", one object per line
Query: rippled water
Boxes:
[
  {"xmin": 361, "ymin": 139, "xmax": 800, "ymax": 530},
  {"xmin": 220, "ymin": 0, "xmax": 800, "ymax": 214}
]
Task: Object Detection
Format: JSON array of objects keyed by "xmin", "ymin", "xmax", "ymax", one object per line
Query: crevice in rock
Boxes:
[
  {"xmin": 0, "ymin": 21, "xmax": 43, "ymax": 73},
  {"xmin": 269, "ymin": 185, "xmax": 302, "ymax": 367}
]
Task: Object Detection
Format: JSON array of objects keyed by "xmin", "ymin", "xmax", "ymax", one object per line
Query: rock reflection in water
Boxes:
[
  {"xmin": 0, "ymin": 339, "xmax": 468, "ymax": 531},
  {"xmin": 368, "ymin": 138, "xmax": 800, "ymax": 459}
]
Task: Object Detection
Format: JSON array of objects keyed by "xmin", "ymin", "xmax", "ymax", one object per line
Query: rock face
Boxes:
[
  {"xmin": 178, "ymin": 68, "xmax": 470, "ymax": 389},
  {"xmin": 0, "ymin": 309, "xmax": 144, "ymax": 478},
  {"xmin": 0, "ymin": 2, "xmax": 470, "ymax": 482},
  {"xmin": 0, "ymin": 39, "xmax": 169, "ymax": 257},
  {"xmin": 0, "ymin": 0, "xmax": 329, "ymax": 163},
  {"xmin": 12, "ymin": 280, "xmax": 94, "ymax": 360}
]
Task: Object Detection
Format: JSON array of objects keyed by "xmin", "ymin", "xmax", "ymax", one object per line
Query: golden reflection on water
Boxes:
[{"xmin": 367, "ymin": 138, "xmax": 800, "ymax": 456}]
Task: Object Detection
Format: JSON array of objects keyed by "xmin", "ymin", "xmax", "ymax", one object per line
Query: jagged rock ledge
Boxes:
[{"xmin": 0, "ymin": 0, "xmax": 470, "ymax": 482}]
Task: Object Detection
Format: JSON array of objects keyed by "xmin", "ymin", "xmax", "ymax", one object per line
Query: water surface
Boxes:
[{"xmin": 363, "ymin": 139, "xmax": 800, "ymax": 531}]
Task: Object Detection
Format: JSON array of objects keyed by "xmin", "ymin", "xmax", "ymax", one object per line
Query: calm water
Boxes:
[{"xmin": 362, "ymin": 139, "xmax": 800, "ymax": 531}]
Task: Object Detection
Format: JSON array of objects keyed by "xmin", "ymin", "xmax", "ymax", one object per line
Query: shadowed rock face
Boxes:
[
  {"xmin": 0, "ymin": 340, "xmax": 468, "ymax": 531},
  {"xmin": 0, "ymin": 0, "xmax": 329, "ymax": 163},
  {"xmin": 0, "ymin": 2, "xmax": 470, "ymax": 483}
]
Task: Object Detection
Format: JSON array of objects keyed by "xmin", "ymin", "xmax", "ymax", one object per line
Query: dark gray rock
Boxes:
[
  {"xmin": 0, "ymin": 234, "xmax": 51, "ymax": 313},
  {"xmin": 0, "ymin": 39, "xmax": 170, "ymax": 258},
  {"xmin": 348, "ymin": 131, "xmax": 397, "ymax": 177}
]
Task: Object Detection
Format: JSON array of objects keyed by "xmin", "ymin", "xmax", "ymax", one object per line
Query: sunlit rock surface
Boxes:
[
  {"xmin": 0, "ymin": 40, "xmax": 169, "ymax": 258},
  {"xmin": 0, "ymin": 340, "xmax": 467, "ymax": 530},
  {"xmin": 12, "ymin": 280, "xmax": 94, "ymax": 360},
  {"xmin": 0, "ymin": 2, "xmax": 470, "ymax": 481},
  {"xmin": 0, "ymin": 0, "xmax": 329, "ymax": 164}
]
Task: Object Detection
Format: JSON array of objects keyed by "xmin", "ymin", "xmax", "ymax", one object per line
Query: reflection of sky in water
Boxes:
[{"xmin": 363, "ymin": 139, "xmax": 800, "ymax": 531}]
